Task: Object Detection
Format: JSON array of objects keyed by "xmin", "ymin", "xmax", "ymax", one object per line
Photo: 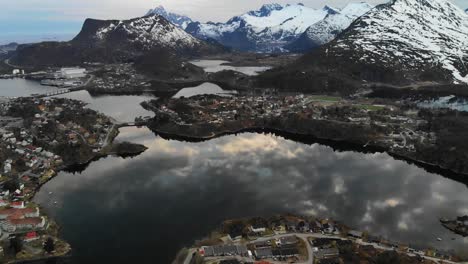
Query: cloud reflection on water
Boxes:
[{"xmin": 35, "ymin": 127, "xmax": 468, "ymax": 263}]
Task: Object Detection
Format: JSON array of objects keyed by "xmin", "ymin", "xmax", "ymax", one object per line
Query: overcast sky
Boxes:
[{"xmin": 0, "ymin": 0, "xmax": 467, "ymax": 43}]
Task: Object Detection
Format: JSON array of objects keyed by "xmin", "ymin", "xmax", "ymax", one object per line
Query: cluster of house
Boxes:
[
  {"xmin": 163, "ymin": 94, "xmax": 432, "ymax": 154},
  {"xmin": 201, "ymin": 245, "xmax": 249, "ymax": 258},
  {"xmin": 0, "ymin": 97, "xmax": 115, "ymax": 245},
  {"xmin": 201, "ymin": 216, "xmax": 455, "ymax": 263},
  {"xmin": 1, "ymin": 126, "xmax": 63, "ymax": 192},
  {"xmin": 0, "ymin": 203, "xmax": 45, "ymax": 234},
  {"xmin": 92, "ymin": 64, "xmax": 150, "ymax": 91},
  {"xmin": 199, "ymin": 235, "xmax": 301, "ymax": 262},
  {"xmin": 251, "ymin": 236, "xmax": 301, "ymax": 260}
]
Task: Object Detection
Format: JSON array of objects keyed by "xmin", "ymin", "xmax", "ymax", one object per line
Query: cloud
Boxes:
[{"xmin": 1, "ymin": 0, "xmax": 465, "ymax": 42}]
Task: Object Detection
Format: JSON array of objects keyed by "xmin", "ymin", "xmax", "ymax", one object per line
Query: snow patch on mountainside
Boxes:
[
  {"xmin": 95, "ymin": 15, "xmax": 201, "ymax": 50},
  {"xmin": 187, "ymin": 3, "xmax": 336, "ymax": 52},
  {"xmin": 146, "ymin": 5, "xmax": 193, "ymax": 29},
  {"xmin": 333, "ymin": 0, "xmax": 468, "ymax": 84},
  {"xmin": 240, "ymin": 4, "xmax": 331, "ymax": 35},
  {"xmin": 285, "ymin": 2, "xmax": 373, "ymax": 52},
  {"xmin": 308, "ymin": 3, "xmax": 373, "ymax": 45}
]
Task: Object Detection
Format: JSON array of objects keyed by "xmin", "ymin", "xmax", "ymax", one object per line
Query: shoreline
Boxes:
[{"xmin": 149, "ymin": 125, "xmax": 468, "ymax": 186}]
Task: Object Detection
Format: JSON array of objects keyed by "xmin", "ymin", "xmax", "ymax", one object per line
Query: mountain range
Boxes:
[
  {"xmin": 151, "ymin": 3, "xmax": 375, "ymax": 53},
  {"xmin": 285, "ymin": 2, "xmax": 373, "ymax": 52},
  {"xmin": 185, "ymin": 3, "xmax": 348, "ymax": 52},
  {"xmin": 258, "ymin": 0, "xmax": 468, "ymax": 93}
]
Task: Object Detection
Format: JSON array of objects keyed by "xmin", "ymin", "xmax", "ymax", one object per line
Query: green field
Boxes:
[
  {"xmin": 307, "ymin": 95, "xmax": 342, "ymax": 102},
  {"xmin": 356, "ymin": 104, "xmax": 386, "ymax": 111}
]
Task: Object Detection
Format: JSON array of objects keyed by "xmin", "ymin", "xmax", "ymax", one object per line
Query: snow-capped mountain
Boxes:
[
  {"xmin": 286, "ymin": 2, "xmax": 373, "ymax": 52},
  {"xmin": 12, "ymin": 14, "xmax": 225, "ymax": 67},
  {"xmin": 72, "ymin": 14, "xmax": 222, "ymax": 55},
  {"xmin": 146, "ymin": 5, "xmax": 193, "ymax": 29},
  {"xmin": 259, "ymin": 0, "xmax": 468, "ymax": 94},
  {"xmin": 330, "ymin": 0, "xmax": 468, "ymax": 84},
  {"xmin": 186, "ymin": 3, "xmax": 337, "ymax": 52}
]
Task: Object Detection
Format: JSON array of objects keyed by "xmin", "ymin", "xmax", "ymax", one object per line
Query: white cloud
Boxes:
[{"xmin": 6, "ymin": 0, "xmax": 465, "ymax": 24}]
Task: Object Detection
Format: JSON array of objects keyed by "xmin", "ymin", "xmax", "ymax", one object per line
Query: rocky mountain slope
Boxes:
[
  {"xmin": 12, "ymin": 14, "xmax": 225, "ymax": 67},
  {"xmin": 285, "ymin": 2, "xmax": 373, "ymax": 52},
  {"xmin": 258, "ymin": 0, "xmax": 468, "ymax": 94},
  {"xmin": 185, "ymin": 3, "xmax": 336, "ymax": 52},
  {"xmin": 146, "ymin": 5, "xmax": 193, "ymax": 29}
]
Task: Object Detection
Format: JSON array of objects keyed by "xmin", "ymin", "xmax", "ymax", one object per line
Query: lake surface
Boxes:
[
  {"xmin": 0, "ymin": 78, "xmax": 58, "ymax": 97},
  {"xmin": 0, "ymin": 79, "xmax": 467, "ymax": 263},
  {"xmin": 190, "ymin": 60, "xmax": 271, "ymax": 76},
  {"xmin": 34, "ymin": 128, "xmax": 468, "ymax": 263},
  {"xmin": 53, "ymin": 90, "xmax": 155, "ymax": 123}
]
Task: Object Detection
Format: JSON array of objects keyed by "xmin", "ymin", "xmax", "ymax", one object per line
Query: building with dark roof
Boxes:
[
  {"xmin": 255, "ymin": 247, "xmax": 273, "ymax": 259},
  {"xmin": 315, "ymin": 248, "xmax": 339, "ymax": 259}
]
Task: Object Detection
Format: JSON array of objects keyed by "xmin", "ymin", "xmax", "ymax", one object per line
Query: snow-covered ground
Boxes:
[
  {"xmin": 418, "ymin": 95, "xmax": 468, "ymax": 112},
  {"xmin": 334, "ymin": 0, "xmax": 468, "ymax": 84},
  {"xmin": 190, "ymin": 60, "xmax": 271, "ymax": 76}
]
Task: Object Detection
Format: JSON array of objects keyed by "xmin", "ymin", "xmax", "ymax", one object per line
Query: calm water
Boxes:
[
  {"xmin": 190, "ymin": 60, "xmax": 271, "ymax": 76},
  {"xmin": 0, "ymin": 78, "xmax": 58, "ymax": 97},
  {"xmin": 34, "ymin": 128, "xmax": 468, "ymax": 263},
  {"xmin": 0, "ymin": 79, "xmax": 467, "ymax": 263},
  {"xmin": 53, "ymin": 90, "xmax": 155, "ymax": 123}
]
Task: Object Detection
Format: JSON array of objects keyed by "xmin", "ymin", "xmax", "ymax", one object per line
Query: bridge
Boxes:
[{"xmin": 33, "ymin": 76, "xmax": 95, "ymax": 98}]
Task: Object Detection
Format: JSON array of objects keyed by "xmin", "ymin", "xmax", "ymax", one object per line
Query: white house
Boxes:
[
  {"xmin": 250, "ymin": 225, "xmax": 266, "ymax": 233},
  {"xmin": 4, "ymin": 163, "xmax": 11, "ymax": 174},
  {"xmin": 58, "ymin": 68, "xmax": 86, "ymax": 79}
]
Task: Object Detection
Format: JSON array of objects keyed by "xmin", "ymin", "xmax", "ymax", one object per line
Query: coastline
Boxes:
[
  {"xmin": 4, "ymin": 120, "xmax": 146, "ymax": 263},
  {"xmin": 148, "ymin": 123, "xmax": 468, "ymax": 185}
]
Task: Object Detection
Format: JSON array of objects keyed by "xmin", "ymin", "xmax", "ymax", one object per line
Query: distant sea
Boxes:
[{"xmin": 0, "ymin": 33, "xmax": 75, "ymax": 45}]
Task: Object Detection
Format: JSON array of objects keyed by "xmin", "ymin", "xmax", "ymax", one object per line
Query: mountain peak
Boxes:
[
  {"xmin": 329, "ymin": 0, "xmax": 468, "ymax": 84},
  {"xmin": 322, "ymin": 5, "xmax": 339, "ymax": 14},
  {"xmin": 248, "ymin": 3, "xmax": 284, "ymax": 17},
  {"xmin": 146, "ymin": 5, "xmax": 167, "ymax": 16},
  {"xmin": 145, "ymin": 5, "xmax": 193, "ymax": 29}
]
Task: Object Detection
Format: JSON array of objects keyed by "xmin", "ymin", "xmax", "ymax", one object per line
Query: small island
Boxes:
[
  {"xmin": 441, "ymin": 216, "xmax": 468, "ymax": 237},
  {"xmin": 174, "ymin": 215, "xmax": 459, "ymax": 264}
]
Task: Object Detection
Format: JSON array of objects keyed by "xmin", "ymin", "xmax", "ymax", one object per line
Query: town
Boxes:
[
  {"xmin": 0, "ymin": 95, "xmax": 121, "ymax": 262},
  {"xmin": 177, "ymin": 215, "xmax": 459, "ymax": 264},
  {"xmin": 145, "ymin": 93, "xmax": 465, "ymax": 174}
]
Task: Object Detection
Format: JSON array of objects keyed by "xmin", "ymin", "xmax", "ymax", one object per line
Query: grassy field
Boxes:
[
  {"xmin": 355, "ymin": 104, "xmax": 387, "ymax": 111},
  {"xmin": 307, "ymin": 95, "xmax": 342, "ymax": 103}
]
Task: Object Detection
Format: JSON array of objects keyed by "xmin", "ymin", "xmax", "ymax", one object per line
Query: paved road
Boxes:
[
  {"xmin": 214, "ymin": 232, "xmax": 457, "ymax": 264},
  {"xmin": 182, "ymin": 248, "xmax": 197, "ymax": 264}
]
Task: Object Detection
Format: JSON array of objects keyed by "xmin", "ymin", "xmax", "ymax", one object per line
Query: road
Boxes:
[
  {"xmin": 182, "ymin": 248, "xmax": 197, "ymax": 264},
  {"xmin": 102, "ymin": 124, "xmax": 116, "ymax": 147},
  {"xmin": 202, "ymin": 232, "xmax": 458, "ymax": 264},
  {"xmin": 4, "ymin": 58, "xmax": 19, "ymax": 68}
]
